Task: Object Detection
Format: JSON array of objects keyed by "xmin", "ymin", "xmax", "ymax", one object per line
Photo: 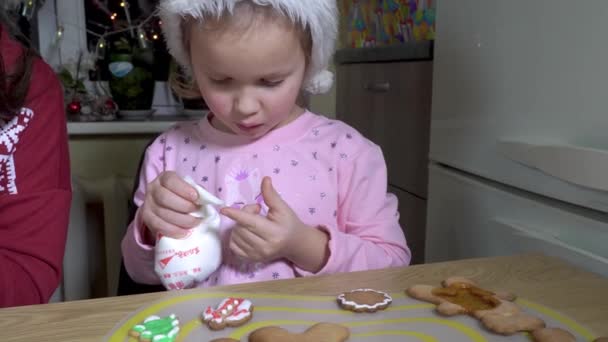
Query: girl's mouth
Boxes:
[{"xmin": 237, "ymin": 123, "xmax": 263, "ymax": 133}]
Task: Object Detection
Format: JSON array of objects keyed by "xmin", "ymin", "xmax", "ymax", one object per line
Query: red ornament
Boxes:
[
  {"xmin": 105, "ymin": 99, "xmax": 116, "ymax": 110},
  {"xmin": 67, "ymin": 101, "xmax": 81, "ymax": 114}
]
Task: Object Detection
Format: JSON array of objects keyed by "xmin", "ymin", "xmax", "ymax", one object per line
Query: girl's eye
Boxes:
[
  {"xmin": 261, "ymin": 79, "xmax": 284, "ymax": 87},
  {"xmin": 210, "ymin": 78, "xmax": 231, "ymax": 85}
]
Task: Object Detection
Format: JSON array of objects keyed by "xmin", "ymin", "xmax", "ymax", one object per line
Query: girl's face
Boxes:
[{"xmin": 189, "ymin": 15, "xmax": 308, "ymax": 139}]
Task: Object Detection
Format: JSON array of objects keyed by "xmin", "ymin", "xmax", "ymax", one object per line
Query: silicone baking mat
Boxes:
[{"xmin": 105, "ymin": 291, "xmax": 595, "ymax": 341}]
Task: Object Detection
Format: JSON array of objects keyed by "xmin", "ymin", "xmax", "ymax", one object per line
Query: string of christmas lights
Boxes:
[{"xmin": 52, "ymin": 0, "xmax": 161, "ymax": 59}]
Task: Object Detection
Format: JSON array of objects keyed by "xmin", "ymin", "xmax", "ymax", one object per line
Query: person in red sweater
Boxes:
[{"xmin": 0, "ymin": 13, "xmax": 71, "ymax": 307}]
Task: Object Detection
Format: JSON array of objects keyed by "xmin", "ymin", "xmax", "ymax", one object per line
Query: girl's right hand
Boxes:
[{"xmin": 140, "ymin": 171, "xmax": 201, "ymax": 240}]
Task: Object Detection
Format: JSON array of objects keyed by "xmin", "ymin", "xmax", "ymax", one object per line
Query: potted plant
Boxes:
[{"xmin": 108, "ymin": 36, "xmax": 155, "ymax": 116}]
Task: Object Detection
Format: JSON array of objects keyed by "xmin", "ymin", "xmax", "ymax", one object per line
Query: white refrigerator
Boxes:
[{"xmin": 424, "ymin": 0, "xmax": 608, "ymax": 277}]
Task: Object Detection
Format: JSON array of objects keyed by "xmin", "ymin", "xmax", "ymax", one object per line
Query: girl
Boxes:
[{"xmin": 121, "ymin": 0, "xmax": 411, "ymax": 288}]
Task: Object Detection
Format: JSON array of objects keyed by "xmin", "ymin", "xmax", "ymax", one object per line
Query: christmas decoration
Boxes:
[{"xmin": 67, "ymin": 100, "xmax": 81, "ymax": 115}]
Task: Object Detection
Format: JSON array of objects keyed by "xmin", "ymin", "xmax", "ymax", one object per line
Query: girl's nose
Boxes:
[{"xmin": 234, "ymin": 90, "xmax": 260, "ymax": 116}]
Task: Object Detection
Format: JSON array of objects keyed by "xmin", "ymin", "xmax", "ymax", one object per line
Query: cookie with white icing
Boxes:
[
  {"xmin": 202, "ymin": 297, "xmax": 253, "ymax": 330},
  {"xmin": 337, "ymin": 289, "xmax": 392, "ymax": 313}
]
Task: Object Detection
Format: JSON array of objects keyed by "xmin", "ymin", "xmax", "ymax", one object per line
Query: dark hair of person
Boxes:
[{"xmin": 0, "ymin": 17, "xmax": 37, "ymax": 120}]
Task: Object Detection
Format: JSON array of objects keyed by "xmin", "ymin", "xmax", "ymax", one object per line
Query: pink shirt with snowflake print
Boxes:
[{"xmin": 121, "ymin": 111, "xmax": 411, "ymax": 287}]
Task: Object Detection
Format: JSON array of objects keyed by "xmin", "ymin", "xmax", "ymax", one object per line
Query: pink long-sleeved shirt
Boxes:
[{"xmin": 121, "ymin": 111, "xmax": 410, "ymax": 287}]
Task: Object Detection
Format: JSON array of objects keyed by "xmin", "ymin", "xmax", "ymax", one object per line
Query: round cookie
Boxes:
[
  {"xmin": 531, "ymin": 327, "xmax": 576, "ymax": 342},
  {"xmin": 337, "ymin": 288, "xmax": 392, "ymax": 313},
  {"xmin": 202, "ymin": 297, "xmax": 253, "ymax": 330},
  {"xmin": 249, "ymin": 322, "xmax": 349, "ymax": 342}
]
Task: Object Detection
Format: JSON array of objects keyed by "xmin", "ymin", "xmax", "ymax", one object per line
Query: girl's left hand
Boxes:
[{"xmin": 220, "ymin": 176, "xmax": 311, "ymax": 263}]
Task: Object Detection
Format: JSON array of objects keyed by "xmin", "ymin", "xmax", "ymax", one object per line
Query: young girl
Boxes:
[{"xmin": 121, "ymin": 0, "xmax": 411, "ymax": 288}]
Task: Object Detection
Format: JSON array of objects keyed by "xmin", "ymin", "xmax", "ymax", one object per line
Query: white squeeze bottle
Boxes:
[{"xmin": 154, "ymin": 176, "xmax": 224, "ymax": 290}]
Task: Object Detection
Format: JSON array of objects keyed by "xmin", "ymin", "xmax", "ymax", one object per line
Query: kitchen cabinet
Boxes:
[{"xmin": 335, "ymin": 44, "xmax": 433, "ymax": 264}]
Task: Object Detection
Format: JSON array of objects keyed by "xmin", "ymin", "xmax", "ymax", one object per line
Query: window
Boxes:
[{"xmin": 37, "ymin": 0, "xmax": 183, "ymax": 116}]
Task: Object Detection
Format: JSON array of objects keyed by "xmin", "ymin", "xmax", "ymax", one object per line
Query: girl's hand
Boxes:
[
  {"xmin": 221, "ymin": 177, "xmax": 329, "ymax": 271},
  {"xmin": 141, "ymin": 171, "xmax": 201, "ymax": 240}
]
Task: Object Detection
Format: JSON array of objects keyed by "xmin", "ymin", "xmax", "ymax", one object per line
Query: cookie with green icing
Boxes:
[{"xmin": 129, "ymin": 314, "xmax": 180, "ymax": 342}]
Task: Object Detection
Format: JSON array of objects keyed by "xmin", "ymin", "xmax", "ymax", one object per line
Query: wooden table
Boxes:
[{"xmin": 1, "ymin": 253, "xmax": 607, "ymax": 341}]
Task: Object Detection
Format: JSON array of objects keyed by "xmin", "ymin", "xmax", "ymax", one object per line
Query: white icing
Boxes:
[
  {"xmin": 337, "ymin": 288, "xmax": 392, "ymax": 310},
  {"xmin": 143, "ymin": 315, "xmax": 161, "ymax": 323},
  {"xmin": 226, "ymin": 300, "xmax": 253, "ymax": 322},
  {"xmin": 226, "ymin": 310, "xmax": 251, "ymax": 322},
  {"xmin": 227, "ymin": 304, "xmax": 233, "ymax": 310}
]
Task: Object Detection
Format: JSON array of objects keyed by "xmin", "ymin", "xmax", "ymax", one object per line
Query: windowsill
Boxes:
[{"xmin": 67, "ymin": 113, "xmax": 208, "ymax": 136}]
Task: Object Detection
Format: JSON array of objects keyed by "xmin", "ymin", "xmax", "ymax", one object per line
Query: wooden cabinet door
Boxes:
[
  {"xmin": 372, "ymin": 61, "xmax": 433, "ymax": 198},
  {"xmin": 336, "ymin": 61, "xmax": 432, "ymax": 198},
  {"xmin": 389, "ymin": 185, "xmax": 427, "ymax": 265},
  {"xmin": 335, "ymin": 63, "xmax": 378, "ymax": 141}
]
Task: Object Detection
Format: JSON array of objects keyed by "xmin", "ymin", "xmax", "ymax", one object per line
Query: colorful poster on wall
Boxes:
[{"xmin": 339, "ymin": 0, "xmax": 436, "ymax": 48}]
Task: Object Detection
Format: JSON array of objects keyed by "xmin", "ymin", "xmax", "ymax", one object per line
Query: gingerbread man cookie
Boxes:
[
  {"xmin": 128, "ymin": 314, "xmax": 180, "ymax": 342},
  {"xmin": 249, "ymin": 322, "xmax": 350, "ymax": 342},
  {"xmin": 202, "ymin": 297, "xmax": 253, "ymax": 330},
  {"xmin": 406, "ymin": 277, "xmax": 545, "ymax": 335},
  {"xmin": 531, "ymin": 327, "xmax": 576, "ymax": 342},
  {"xmin": 337, "ymin": 288, "xmax": 392, "ymax": 313}
]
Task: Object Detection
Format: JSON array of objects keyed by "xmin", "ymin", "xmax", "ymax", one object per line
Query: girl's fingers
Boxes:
[
  {"xmin": 160, "ymin": 171, "xmax": 199, "ymax": 202},
  {"xmin": 232, "ymin": 225, "xmax": 266, "ymax": 249},
  {"xmin": 154, "ymin": 186, "xmax": 199, "ymax": 214},
  {"xmin": 229, "ymin": 232, "xmax": 253, "ymax": 259},
  {"xmin": 220, "ymin": 207, "xmax": 269, "ymax": 239},
  {"xmin": 155, "ymin": 206, "xmax": 201, "ymax": 229},
  {"xmin": 144, "ymin": 210, "xmax": 192, "ymax": 239},
  {"xmin": 260, "ymin": 177, "xmax": 288, "ymax": 212},
  {"xmin": 241, "ymin": 203, "xmax": 261, "ymax": 215}
]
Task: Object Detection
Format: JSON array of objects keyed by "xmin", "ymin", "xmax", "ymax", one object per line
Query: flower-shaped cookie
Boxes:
[{"xmin": 337, "ymin": 288, "xmax": 392, "ymax": 313}]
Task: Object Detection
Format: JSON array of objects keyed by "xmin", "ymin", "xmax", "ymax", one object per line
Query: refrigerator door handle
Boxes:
[{"xmin": 498, "ymin": 139, "xmax": 608, "ymax": 192}]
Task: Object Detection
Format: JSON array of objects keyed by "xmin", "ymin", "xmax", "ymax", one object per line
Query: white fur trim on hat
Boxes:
[{"xmin": 159, "ymin": 0, "xmax": 337, "ymax": 94}]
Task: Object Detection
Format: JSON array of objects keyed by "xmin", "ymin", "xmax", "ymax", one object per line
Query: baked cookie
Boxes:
[
  {"xmin": 406, "ymin": 277, "xmax": 545, "ymax": 335},
  {"xmin": 337, "ymin": 288, "xmax": 392, "ymax": 313},
  {"xmin": 128, "ymin": 314, "xmax": 180, "ymax": 342},
  {"xmin": 202, "ymin": 297, "xmax": 253, "ymax": 330},
  {"xmin": 249, "ymin": 322, "xmax": 350, "ymax": 342},
  {"xmin": 531, "ymin": 327, "xmax": 576, "ymax": 342}
]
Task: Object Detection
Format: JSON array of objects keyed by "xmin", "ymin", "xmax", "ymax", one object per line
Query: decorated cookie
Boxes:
[
  {"xmin": 337, "ymin": 288, "xmax": 392, "ymax": 313},
  {"xmin": 128, "ymin": 314, "xmax": 179, "ymax": 342},
  {"xmin": 249, "ymin": 322, "xmax": 350, "ymax": 342},
  {"xmin": 406, "ymin": 277, "xmax": 545, "ymax": 335},
  {"xmin": 531, "ymin": 327, "xmax": 576, "ymax": 342},
  {"xmin": 202, "ymin": 297, "xmax": 253, "ymax": 330}
]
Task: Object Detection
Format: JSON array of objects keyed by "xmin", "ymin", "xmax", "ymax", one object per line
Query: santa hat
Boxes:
[{"xmin": 159, "ymin": 0, "xmax": 337, "ymax": 94}]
